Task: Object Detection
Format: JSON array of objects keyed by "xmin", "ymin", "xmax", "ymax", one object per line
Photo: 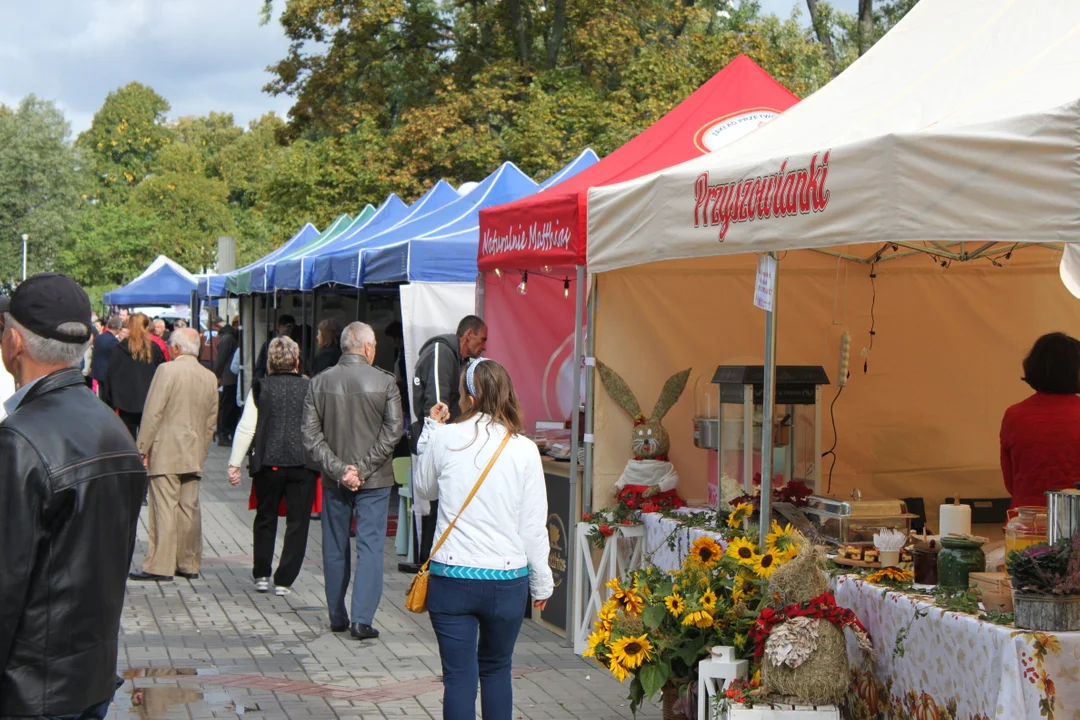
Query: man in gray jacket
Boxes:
[{"xmin": 302, "ymin": 322, "xmax": 402, "ymax": 640}]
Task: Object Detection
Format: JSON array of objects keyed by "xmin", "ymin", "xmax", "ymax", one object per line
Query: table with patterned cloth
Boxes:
[
  {"xmin": 640, "ymin": 509, "xmax": 728, "ymax": 572},
  {"xmin": 834, "ymin": 574, "xmax": 1080, "ymax": 720}
]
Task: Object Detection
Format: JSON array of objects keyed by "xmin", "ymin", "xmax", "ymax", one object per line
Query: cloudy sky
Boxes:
[{"xmin": 0, "ymin": 0, "xmax": 858, "ymax": 138}]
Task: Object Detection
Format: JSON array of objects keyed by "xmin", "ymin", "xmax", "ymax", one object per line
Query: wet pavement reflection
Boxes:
[{"xmin": 114, "ymin": 668, "xmax": 257, "ymax": 718}]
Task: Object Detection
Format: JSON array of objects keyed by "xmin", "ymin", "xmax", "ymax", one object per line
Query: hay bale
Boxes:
[
  {"xmin": 768, "ymin": 543, "xmax": 828, "ymax": 607},
  {"xmin": 761, "ymin": 619, "xmax": 848, "ymax": 705}
]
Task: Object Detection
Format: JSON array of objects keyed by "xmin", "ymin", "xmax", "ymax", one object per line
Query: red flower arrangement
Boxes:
[
  {"xmin": 748, "ymin": 591, "xmax": 873, "ymax": 660},
  {"xmin": 731, "ymin": 478, "xmax": 813, "ymax": 513}
]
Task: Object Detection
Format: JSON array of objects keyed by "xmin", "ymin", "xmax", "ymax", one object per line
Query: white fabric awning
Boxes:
[{"xmin": 586, "ymin": 0, "xmax": 1080, "ymax": 274}]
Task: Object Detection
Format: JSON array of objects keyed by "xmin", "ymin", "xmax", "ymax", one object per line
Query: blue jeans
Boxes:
[
  {"xmin": 427, "ymin": 574, "xmax": 529, "ymax": 720},
  {"xmin": 322, "ymin": 484, "xmax": 392, "ymax": 627},
  {"xmin": 44, "ymin": 698, "xmax": 111, "ymax": 720}
]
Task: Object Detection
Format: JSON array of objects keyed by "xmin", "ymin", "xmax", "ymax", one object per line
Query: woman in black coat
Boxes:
[
  {"xmin": 104, "ymin": 313, "xmax": 166, "ymax": 439},
  {"xmin": 311, "ymin": 317, "xmax": 343, "ymax": 376}
]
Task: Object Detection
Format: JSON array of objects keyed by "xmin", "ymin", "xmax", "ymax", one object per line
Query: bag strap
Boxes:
[{"xmin": 422, "ymin": 431, "xmax": 512, "ymax": 571}]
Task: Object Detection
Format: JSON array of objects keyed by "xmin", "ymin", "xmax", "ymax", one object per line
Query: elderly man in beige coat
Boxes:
[{"xmin": 130, "ymin": 327, "xmax": 218, "ymax": 581}]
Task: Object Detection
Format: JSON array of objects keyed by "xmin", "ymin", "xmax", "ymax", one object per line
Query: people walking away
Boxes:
[
  {"xmin": 215, "ymin": 319, "xmax": 240, "ymax": 446},
  {"xmin": 312, "ymin": 317, "xmax": 343, "ymax": 376},
  {"xmin": 199, "ymin": 318, "xmax": 222, "ymax": 371},
  {"xmin": 153, "ymin": 318, "xmax": 170, "ymax": 344},
  {"xmin": 406, "ymin": 315, "xmax": 488, "ymax": 571},
  {"xmin": 255, "ymin": 314, "xmax": 296, "ymax": 381},
  {"xmin": 302, "ymin": 322, "xmax": 402, "ymax": 639},
  {"xmin": 414, "ymin": 358, "xmax": 551, "ymax": 720},
  {"xmin": 228, "ymin": 336, "xmax": 318, "ymax": 596},
  {"xmin": 0, "ymin": 273, "xmax": 145, "ymax": 719},
  {"xmin": 104, "ymin": 312, "xmax": 167, "ymax": 439},
  {"xmin": 130, "ymin": 328, "xmax": 218, "ymax": 582},
  {"xmin": 90, "ymin": 314, "xmax": 122, "ymax": 396}
]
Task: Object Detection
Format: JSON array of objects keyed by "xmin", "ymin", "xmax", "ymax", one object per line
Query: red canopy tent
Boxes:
[{"xmin": 477, "ymin": 55, "xmax": 799, "ymax": 271}]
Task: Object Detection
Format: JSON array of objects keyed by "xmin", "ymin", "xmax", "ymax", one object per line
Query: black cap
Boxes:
[{"xmin": 0, "ymin": 273, "xmax": 92, "ymax": 344}]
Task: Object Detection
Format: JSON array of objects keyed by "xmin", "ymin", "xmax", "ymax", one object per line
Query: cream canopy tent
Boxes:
[{"xmin": 580, "ymin": 0, "xmax": 1080, "ymax": 527}]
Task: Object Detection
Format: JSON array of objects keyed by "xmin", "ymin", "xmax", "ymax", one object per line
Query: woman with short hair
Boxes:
[
  {"xmin": 1001, "ymin": 332, "xmax": 1080, "ymax": 509},
  {"xmin": 311, "ymin": 317, "xmax": 344, "ymax": 376},
  {"xmin": 415, "ymin": 359, "xmax": 552, "ymax": 719},
  {"xmin": 228, "ymin": 336, "xmax": 318, "ymax": 595}
]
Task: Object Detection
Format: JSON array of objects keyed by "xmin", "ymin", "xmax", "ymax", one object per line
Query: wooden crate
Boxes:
[{"xmin": 970, "ymin": 571, "xmax": 1013, "ymax": 613}]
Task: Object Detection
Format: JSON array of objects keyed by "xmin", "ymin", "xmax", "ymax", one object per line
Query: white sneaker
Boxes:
[
  {"xmin": 254, "ymin": 577, "xmax": 270, "ymax": 593},
  {"xmin": 274, "ymin": 586, "xmax": 291, "ymax": 596}
]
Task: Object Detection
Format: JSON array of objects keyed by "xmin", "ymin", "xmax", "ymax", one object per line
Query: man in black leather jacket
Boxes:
[{"xmin": 0, "ymin": 273, "xmax": 146, "ymax": 720}]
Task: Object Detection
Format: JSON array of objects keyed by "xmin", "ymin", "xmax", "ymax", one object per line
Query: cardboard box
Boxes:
[{"xmin": 970, "ymin": 571, "xmax": 1013, "ymax": 613}]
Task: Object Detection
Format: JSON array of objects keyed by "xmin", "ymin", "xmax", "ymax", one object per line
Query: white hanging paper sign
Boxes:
[{"xmin": 753, "ymin": 254, "xmax": 777, "ymax": 312}]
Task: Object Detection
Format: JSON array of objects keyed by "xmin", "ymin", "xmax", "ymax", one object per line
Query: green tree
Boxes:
[
  {"xmin": 58, "ymin": 203, "xmax": 163, "ymax": 293},
  {"xmin": 129, "ymin": 171, "xmax": 234, "ymax": 271},
  {"xmin": 171, "ymin": 112, "xmax": 244, "ymax": 179},
  {"xmin": 0, "ymin": 96, "xmax": 82, "ymax": 284},
  {"xmin": 77, "ymin": 82, "xmax": 174, "ymax": 201}
]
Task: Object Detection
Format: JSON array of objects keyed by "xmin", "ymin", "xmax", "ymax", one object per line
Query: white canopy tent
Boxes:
[
  {"xmin": 579, "ymin": 0, "xmax": 1080, "ymax": 527},
  {"xmin": 587, "ymin": 0, "xmax": 1080, "ymax": 271}
]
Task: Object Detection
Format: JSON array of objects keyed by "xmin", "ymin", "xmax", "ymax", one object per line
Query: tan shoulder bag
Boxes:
[{"xmin": 405, "ymin": 432, "xmax": 512, "ymax": 613}]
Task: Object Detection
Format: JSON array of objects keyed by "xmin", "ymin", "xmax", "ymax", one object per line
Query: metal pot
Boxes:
[{"xmin": 1046, "ymin": 483, "xmax": 1080, "ymax": 543}]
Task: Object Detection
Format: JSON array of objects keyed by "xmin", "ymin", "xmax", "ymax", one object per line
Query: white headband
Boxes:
[{"xmin": 465, "ymin": 357, "xmax": 488, "ymax": 397}]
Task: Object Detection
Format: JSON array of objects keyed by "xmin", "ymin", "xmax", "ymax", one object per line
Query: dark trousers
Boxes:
[
  {"xmin": 252, "ymin": 466, "xmax": 317, "ymax": 587},
  {"xmin": 117, "ymin": 410, "xmax": 141, "ymax": 440},
  {"xmin": 218, "ymin": 385, "xmax": 240, "ymax": 441},
  {"xmin": 42, "ymin": 697, "xmax": 111, "ymax": 720},
  {"xmin": 417, "ymin": 500, "xmax": 439, "ymax": 564},
  {"xmin": 427, "ymin": 574, "xmax": 529, "ymax": 720}
]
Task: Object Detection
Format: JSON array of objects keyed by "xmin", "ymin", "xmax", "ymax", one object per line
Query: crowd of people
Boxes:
[{"xmin": 0, "ymin": 272, "xmax": 552, "ymax": 720}]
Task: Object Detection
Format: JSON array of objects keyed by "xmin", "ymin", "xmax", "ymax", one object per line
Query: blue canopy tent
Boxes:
[
  {"xmin": 214, "ymin": 222, "xmax": 320, "ymax": 297},
  {"xmin": 104, "ymin": 256, "xmax": 197, "ymax": 306},
  {"xmin": 312, "ymin": 162, "xmax": 538, "ymax": 289},
  {"xmin": 272, "ymin": 181, "xmax": 460, "ymax": 292},
  {"xmin": 362, "ymin": 149, "xmax": 599, "ymax": 285},
  {"xmin": 250, "ymin": 214, "xmax": 355, "ymax": 294}
]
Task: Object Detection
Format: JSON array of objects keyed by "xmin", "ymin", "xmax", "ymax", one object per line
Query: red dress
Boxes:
[{"xmin": 1000, "ymin": 392, "xmax": 1080, "ymax": 508}]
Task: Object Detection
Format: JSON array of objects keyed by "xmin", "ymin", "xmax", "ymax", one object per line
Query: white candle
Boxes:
[{"xmin": 939, "ymin": 503, "xmax": 972, "ymax": 537}]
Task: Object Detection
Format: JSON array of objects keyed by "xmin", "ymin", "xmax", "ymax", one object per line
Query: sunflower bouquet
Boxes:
[{"xmin": 584, "ymin": 522, "xmax": 804, "ymax": 714}]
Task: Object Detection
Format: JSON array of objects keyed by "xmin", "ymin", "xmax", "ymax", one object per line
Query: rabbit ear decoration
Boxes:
[
  {"xmin": 596, "ymin": 360, "xmax": 643, "ymax": 421},
  {"xmin": 651, "ymin": 368, "xmax": 691, "ymax": 422}
]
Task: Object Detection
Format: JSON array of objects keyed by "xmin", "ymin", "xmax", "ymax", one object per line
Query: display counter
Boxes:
[{"xmin": 537, "ymin": 458, "xmax": 583, "ymax": 638}]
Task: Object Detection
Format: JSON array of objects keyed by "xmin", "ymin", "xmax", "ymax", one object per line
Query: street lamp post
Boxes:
[{"xmin": 20, "ymin": 234, "xmax": 28, "ymax": 281}]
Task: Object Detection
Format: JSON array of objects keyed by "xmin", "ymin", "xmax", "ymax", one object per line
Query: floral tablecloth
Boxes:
[
  {"xmin": 641, "ymin": 509, "xmax": 728, "ymax": 572},
  {"xmin": 834, "ymin": 575, "xmax": 1080, "ymax": 720}
]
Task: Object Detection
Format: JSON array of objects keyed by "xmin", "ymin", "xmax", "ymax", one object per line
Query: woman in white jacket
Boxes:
[{"xmin": 415, "ymin": 358, "xmax": 552, "ymax": 720}]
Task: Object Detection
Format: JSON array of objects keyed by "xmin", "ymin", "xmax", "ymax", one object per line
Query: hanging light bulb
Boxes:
[
  {"xmin": 517, "ymin": 271, "xmax": 528, "ymax": 295},
  {"xmin": 493, "ymin": 268, "xmax": 502, "ymax": 278},
  {"xmin": 542, "ymin": 265, "xmax": 552, "ymax": 273},
  {"xmin": 563, "ymin": 278, "xmax": 570, "ymax": 299}
]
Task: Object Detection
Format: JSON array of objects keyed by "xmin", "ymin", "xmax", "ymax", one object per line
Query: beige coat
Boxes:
[{"xmin": 137, "ymin": 355, "xmax": 218, "ymax": 477}]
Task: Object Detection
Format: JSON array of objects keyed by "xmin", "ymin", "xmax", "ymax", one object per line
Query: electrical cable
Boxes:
[
  {"xmin": 821, "ymin": 385, "xmax": 844, "ymax": 493},
  {"xmin": 864, "ymin": 262, "xmax": 877, "ymax": 373}
]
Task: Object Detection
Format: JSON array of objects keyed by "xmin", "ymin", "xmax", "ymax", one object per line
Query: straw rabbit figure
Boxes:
[{"xmin": 597, "ymin": 361, "xmax": 691, "ymax": 461}]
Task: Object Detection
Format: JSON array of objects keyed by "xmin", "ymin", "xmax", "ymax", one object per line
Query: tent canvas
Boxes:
[
  {"xmin": 477, "ymin": 55, "xmax": 799, "ymax": 271},
  {"xmin": 224, "ymin": 222, "xmax": 320, "ymax": 295},
  {"xmin": 252, "ymin": 215, "xmax": 354, "ymax": 293},
  {"xmin": 315, "ymin": 164, "xmax": 535, "ymax": 289},
  {"xmin": 271, "ymin": 206, "xmax": 380, "ymax": 291},
  {"xmin": 104, "ymin": 258, "xmax": 198, "ymax": 306},
  {"xmin": 582, "ymin": 0, "xmax": 1080, "ymax": 526},
  {"xmin": 361, "ymin": 152, "xmax": 600, "ymax": 285}
]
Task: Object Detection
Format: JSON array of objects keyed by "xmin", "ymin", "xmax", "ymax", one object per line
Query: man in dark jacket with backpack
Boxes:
[{"xmin": 404, "ymin": 315, "xmax": 486, "ymax": 571}]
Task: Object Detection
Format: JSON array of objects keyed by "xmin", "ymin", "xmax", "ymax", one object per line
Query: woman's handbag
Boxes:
[{"xmin": 405, "ymin": 432, "xmax": 512, "ymax": 613}]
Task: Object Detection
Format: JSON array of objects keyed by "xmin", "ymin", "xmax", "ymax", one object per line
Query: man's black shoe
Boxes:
[
  {"xmin": 129, "ymin": 571, "xmax": 172, "ymax": 582},
  {"xmin": 175, "ymin": 571, "xmax": 199, "ymax": 580},
  {"xmin": 349, "ymin": 623, "xmax": 379, "ymax": 641},
  {"xmin": 398, "ymin": 562, "xmax": 422, "ymax": 574},
  {"xmin": 330, "ymin": 622, "xmax": 349, "ymax": 633}
]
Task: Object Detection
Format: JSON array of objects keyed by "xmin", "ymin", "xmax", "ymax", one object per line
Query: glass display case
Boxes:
[{"xmin": 704, "ymin": 365, "xmax": 830, "ymax": 513}]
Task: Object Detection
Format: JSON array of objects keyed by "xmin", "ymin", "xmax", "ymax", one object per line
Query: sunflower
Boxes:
[
  {"xmin": 665, "ymin": 593, "xmax": 687, "ymax": 617},
  {"xmin": 612, "ymin": 588, "xmax": 645, "ymax": 616},
  {"xmin": 752, "ymin": 551, "xmax": 780, "ymax": 578},
  {"xmin": 682, "ymin": 609, "xmax": 714, "ymax": 628},
  {"xmin": 608, "ymin": 657, "xmax": 630, "ymax": 682},
  {"xmin": 726, "ymin": 537, "xmax": 757, "ymax": 566},
  {"xmin": 582, "ymin": 628, "xmax": 610, "ymax": 658},
  {"xmin": 766, "ymin": 521, "xmax": 801, "ymax": 559},
  {"xmin": 597, "ymin": 602, "xmax": 618, "ymax": 632},
  {"xmin": 609, "ymin": 633, "xmax": 654, "ymax": 669},
  {"xmin": 606, "ymin": 577, "xmax": 625, "ymax": 593},
  {"xmin": 687, "ymin": 536, "xmax": 723, "ymax": 569},
  {"xmin": 727, "ymin": 502, "xmax": 754, "ymax": 529},
  {"xmin": 700, "ymin": 588, "xmax": 718, "ymax": 611},
  {"xmin": 866, "ymin": 567, "xmax": 914, "ymax": 585}
]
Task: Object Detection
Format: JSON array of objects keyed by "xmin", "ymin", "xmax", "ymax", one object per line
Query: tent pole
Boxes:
[
  {"xmin": 566, "ymin": 264, "xmax": 586, "ymax": 649},
  {"xmin": 476, "ymin": 272, "xmax": 485, "ymax": 318},
  {"xmin": 758, "ymin": 252, "xmax": 779, "ymax": 544},
  {"xmin": 583, "ymin": 273, "xmax": 598, "ymax": 515}
]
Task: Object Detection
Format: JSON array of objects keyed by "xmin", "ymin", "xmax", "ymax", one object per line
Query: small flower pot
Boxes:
[{"xmin": 1013, "ymin": 592, "xmax": 1080, "ymax": 631}]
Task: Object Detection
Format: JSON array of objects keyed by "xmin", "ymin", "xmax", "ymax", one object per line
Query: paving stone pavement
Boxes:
[{"xmin": 115, "ymin": 445, "xmax": 662, "ymax": 720}]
